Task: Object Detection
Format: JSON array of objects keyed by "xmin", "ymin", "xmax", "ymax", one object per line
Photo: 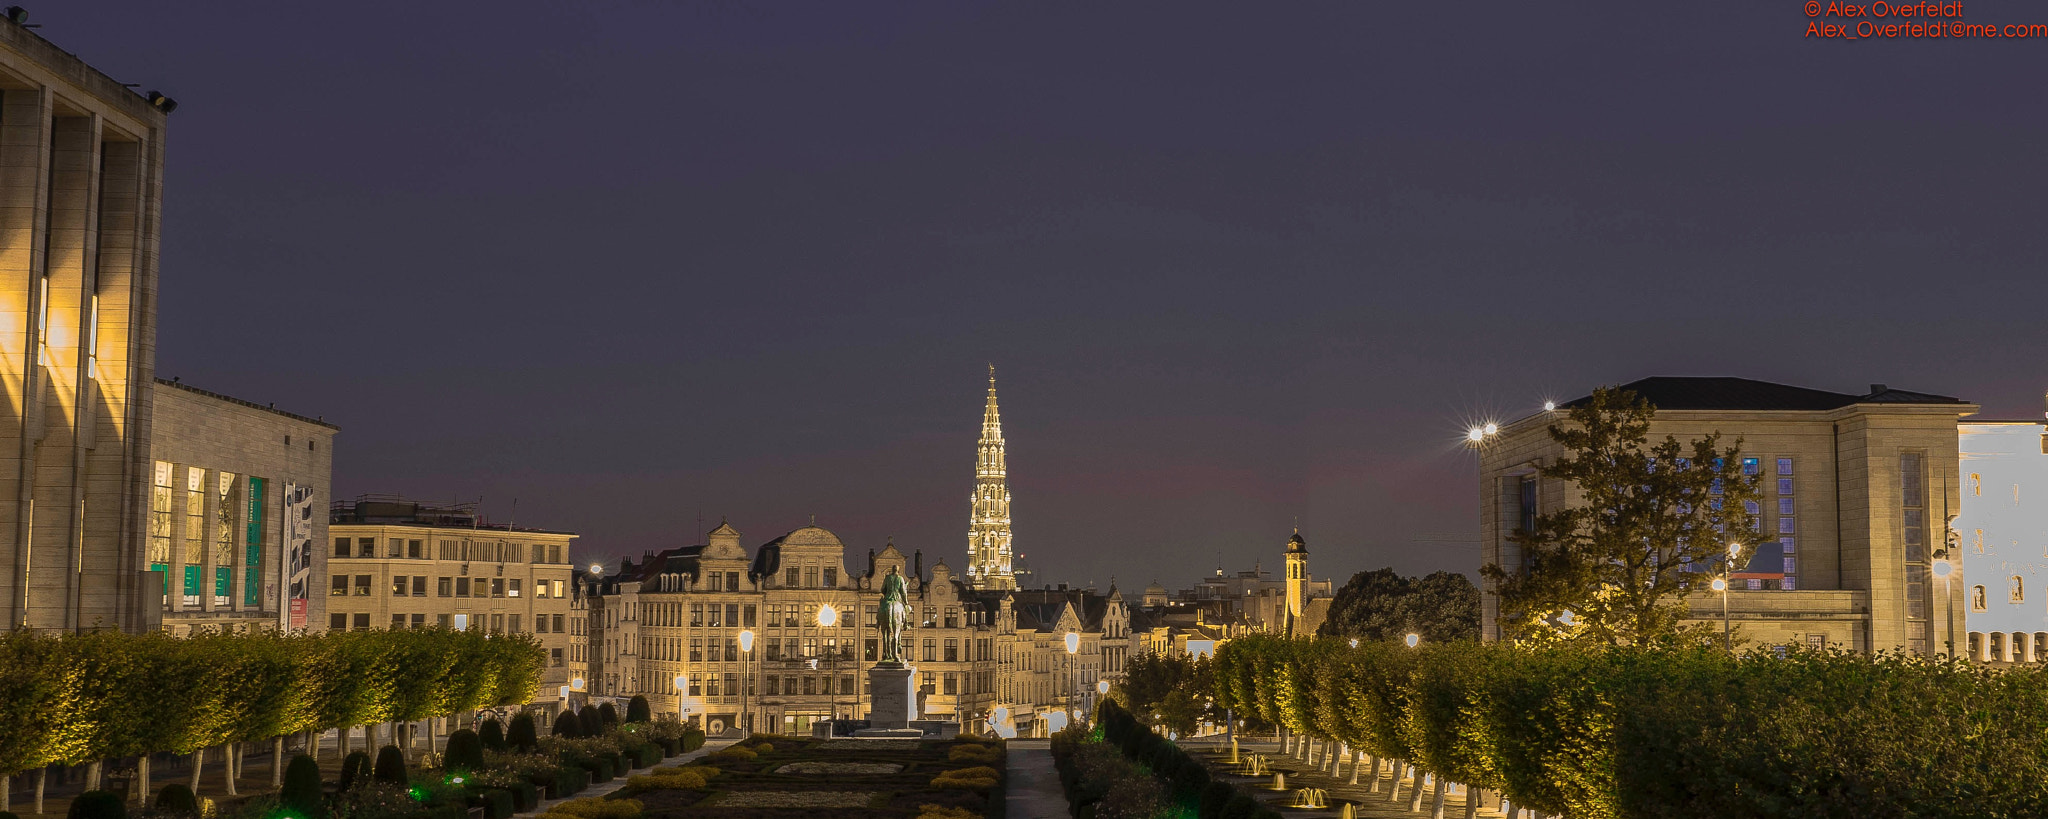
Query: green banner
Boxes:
[
  {"xmin": 215, "ymin": 567, "xmax": 231, "ymax": 601},
  {"xmin": 150, "ymin": 562, "xmax": 168, "ymax": 594},
  {"xmin": 245, "ymin": 477, "xmax": 266, "ymax": 606},
  {"xmin": 182, "ymin": 565, "xmax": 201, "ymax": 596}
]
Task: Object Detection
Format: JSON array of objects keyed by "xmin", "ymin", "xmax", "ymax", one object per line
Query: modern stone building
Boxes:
[
  {"xmin": 1957, "ymin": 417, "xmax": 2048, "ymax": 662},
  {"xmin": 0, "ymin": 16, "xmax": 173, "ymax": 633},
  {"xmin": 148, "ymin": 379, "xmax": 335, "ymax": 635},
  {"xmin": 326, "ymin": 497, "xmax": 583, "ymax": 707},
  {"xmin": 1479, "ymin": 377, "xmax": 1975, "ymax": 654}
]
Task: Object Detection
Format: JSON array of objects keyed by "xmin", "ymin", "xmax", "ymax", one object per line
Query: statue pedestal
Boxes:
[{"xmin": 864, "ymin": 663, "xmax": 919, "ymax": 730}]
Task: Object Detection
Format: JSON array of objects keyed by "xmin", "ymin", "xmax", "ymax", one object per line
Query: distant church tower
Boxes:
[
  {"xmin": 967, "ymin": 366, "xmax": 1018, "ymax": 590},
  {"xmin": 1284, "ymin": 528, "xmax": 1309, "ymax": 635}
]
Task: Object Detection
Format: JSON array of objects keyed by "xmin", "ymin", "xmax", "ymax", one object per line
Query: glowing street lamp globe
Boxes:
[
  {"xmin": 1710, "ymin": 578, "xmax": 1729, "ymax": 592},
  {"xmin": 1064, "ymin": 632, "xmax": 1080, "ymax": 654},
  {"xmin": 1404, "ymin": 633, "xmax": 1420, "ymax": 648},
  {"xmin": 589, "ymin": 563, "xmax": 604, "ymax": 575},
  {"xmin": 817, "ymin": 604, "xmax": 839, "ymax": 628},
  {"xmin": 1097, "ymin": 680, "xmax": 1110, "ymax": 695},
  {"xmin": 1933, "ymin": 559, "xmax": 1954, "ymax": 579},
  {"xmin": 1466, "ymin": 427, "xmax": 1485, "ymax": 443},
  {"xmin": 1483, "ymin": 422, "xmax": 1498, "ymax": 437},
  {"xmin": 673, "ymin": 674, "xmax": 687, "ymax": 691},
  {"xmin": 739, "ymin": 630, "xmax": 756, "ymax": 652}
]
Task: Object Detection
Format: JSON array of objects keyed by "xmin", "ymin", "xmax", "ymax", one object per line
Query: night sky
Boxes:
[{"xmin": 49, "ymin": 2, "xmax": 2048, "ymax": 590}]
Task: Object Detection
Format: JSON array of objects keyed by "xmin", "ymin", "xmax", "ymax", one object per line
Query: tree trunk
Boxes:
[
  {"xmin": 85, "ymin": 760, "xmax": 100, "ymax": 792},
  {"xmin": 189, "ymin": 747, "xmax": 204, "ymax": 791},
  {"xmin": 224, "ymin": 743, "xmax": 237, "ymax": 796},
  {"xmin": 273, "ymin": 737, "xmax": 285, "ymax": 788},
  {"xmin": 1368, "ymin": 756, "xmax": 1382, "ymax": 792},
  {"xmin": 1464, "ymin": 787, "xmax": 1480, "ymax": 819},
  {"xmin": 340, "ymin": 726, "xmax": 352, "ymax": 759},
  {"xmin": 2, "ymin": 771, "xmax": 10, "ymax": 813},
  {"xmin": 1386, "ymin": 761, "xmax": 1404, "ymax": 802},
  {"xmin": 1430, "ymin": 775, "xmax": 1446, "ymax": 819},
  {"xmin": 36, "ymin": 767, "xmax": 47, "ymax": 815},
  {"xmin": 1407, "ymin": 767, "xmax": 1426, "ymax": 812},
  {"xmin": 138, "ymin": 755, "xmax": 151, "ymax": 806},
  {"xmin": 1351, "ymin": 750, "xmax": 1363, "ymax": 785}
]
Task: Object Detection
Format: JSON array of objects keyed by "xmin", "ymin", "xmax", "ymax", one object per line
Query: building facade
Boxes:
[
  {"xmin": 1958, "ymin": 419, "xmax": 2048, "ymax": 662},
  {"xmin": 1480, "ymin": 377, "xmax": 1974, "ymax": 654},
  {"xmin": 0, "ymin": 18, "xmax": 171, "ymax": 634},
  {"xmin": 326, "ymin": 497, "xmax": 582, "ymax": 707},
  {"xmin": 148, "ymin": 379, "xmax": 335, "ymax": 635}
]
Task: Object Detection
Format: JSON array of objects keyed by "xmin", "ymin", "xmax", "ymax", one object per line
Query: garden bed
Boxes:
[{"xmin": 599, "ymin": 733, "xmax": 1006, "ymax": 819}]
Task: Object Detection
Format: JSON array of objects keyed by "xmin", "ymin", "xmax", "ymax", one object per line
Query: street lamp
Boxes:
[
  {"xmin": 1404, "ymin": 633, "xmax": 1419, "ymax": 648},
  {"xmin": 1348, "ymin": 638, "xmax": 1358, "ymax": 648},
  {"xmin": 817, "ymin": 604, "xmax": 839, "ymax": 723},
  {"xmin": 1933, "ymin": 559, "xmax": 1955, "ymax": 656},
  {"xmin": 738, "ymin": 630, "xmax": 755, "ymax": 734},
  {"xmin": 1710, "ymin": 577, "xmax": 1731, "ymax": 650},
  {"xmin": 672, "ymin": 674, "xmax": 688, "ymax": 724},
  {"xmin": 1064, "ymin": 632, "xmax": 1080, "ymax": 728}
]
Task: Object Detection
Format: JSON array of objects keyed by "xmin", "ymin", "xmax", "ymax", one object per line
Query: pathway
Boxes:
[{"xmin": 1004, "ymin": 739, "xmax": 1066, "ymax": 819}]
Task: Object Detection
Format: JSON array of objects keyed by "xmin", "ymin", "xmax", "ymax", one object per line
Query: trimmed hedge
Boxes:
[
  {"xmin": 625, "ymin": 695, "xmax": 651, "ymax": 724},
  {"xmin": 374, "ymin": 744, "xmax": 407, "ymax": 785},
  {"xmin": 471, "ymin": 788, "xmax": 515, "ymax": 819},
  {"xmin": 508, "ymin": 712, "xmax": 539, "ymax": 751},
  {"xmin": 1213, "ymin": 635, "xmax": 2048, "ymax": 818},
  {"xmin": 479, "ymin": 717, "xmax": 507, "ymax": 752},
  {"xmin": 679, "ymin": 728, "xmax": 705, "ymax": 752},
  {"xmin": 66, "ymin": 791, "xmax": 123, "ymax": 819},
  {"xmin": 280, "ymin": 754, "xmax": 325, "ymax": 818},
  {"xmin": 153, "ymin": 784, "xmax": 198, "ymax": 817}
]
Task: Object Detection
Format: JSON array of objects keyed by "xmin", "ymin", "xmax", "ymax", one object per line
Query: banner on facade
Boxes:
[{"xmin": 283, "ymin": 482, "xmax": 316, "ymax": 631}]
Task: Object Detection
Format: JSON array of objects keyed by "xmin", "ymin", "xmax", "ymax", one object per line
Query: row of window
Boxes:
[
  {"xmin": 329, "ymin": 574, "xmax": 568, "ymax": 599},
  {"xmin": 638, "ymin": 601, "xmax": 974, "ymax": 630},
  {"xmin": 147, "ymin": 462, "xmax": 271, "ymax": 610},
  {"xmin": 650, "ymin": 669, "xmax": 987, "ymax": 698},
  {"xmin": 327, "ymin": 610, "xmax": 573, "ymax": 633},
  {"xmin": 653, "ymin": 566, "xmax": 855, "ymax": 593},
  {"xmin": 332, "ymin": 537, "xmax": 569, "ymax": 565},
  {"xmin": 641, "ymin": 635, "xmax": 995, "ymax": 664}
]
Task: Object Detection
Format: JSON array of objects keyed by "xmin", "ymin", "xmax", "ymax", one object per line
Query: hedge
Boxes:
[
  {"xmin": 1211, "ymin": 635, "xmax": 2048, "ymax": 818},
  {"xmin": 0, "ymin": 627, "xmax": 544, "ymax": 781}
]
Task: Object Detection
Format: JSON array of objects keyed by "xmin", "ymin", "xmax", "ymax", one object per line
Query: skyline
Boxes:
[{"xmin": 42, "ymin": 1, "xmax": 2048, "ymax": 591}]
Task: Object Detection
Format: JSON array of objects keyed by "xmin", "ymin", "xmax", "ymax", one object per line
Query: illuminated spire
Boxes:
[{"xmin": 968, "ymin": 366, "xmax": 1017, "ymax": 590}]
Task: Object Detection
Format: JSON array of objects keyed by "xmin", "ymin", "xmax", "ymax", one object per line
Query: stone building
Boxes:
[
  {"xmin": 1143, "ymin": 532, "xmax": 1335, "ymax": 637},
  {"xmin": 1957, "ymin": 417, "xmax": 2048, "ymax": 663},
  {"xmin": 1479, "ymin": 376, "xmax": 1975, "ymax": 654},
  {"xmin": 967, "ymin": 367, "xmax": 1018, "ymax": 590},
  {"xmin": 148, "ymin": 379, "xmax": 335, "ymax": 635},
  {"xmin": 325, "ymin": 496, "xmax": 583, "ymax": 708},
  {"xmin": 0, "ymin": 16, "xmax": 172, "ymax": 633}
]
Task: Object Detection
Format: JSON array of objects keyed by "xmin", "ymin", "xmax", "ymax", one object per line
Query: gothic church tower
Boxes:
[{"xmin": 967, "ymin": 366, "xmax": 1018, "ymax": 590}]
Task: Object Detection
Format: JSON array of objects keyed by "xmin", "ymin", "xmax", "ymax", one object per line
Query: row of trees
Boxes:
[
  {"xmin": 1212, "ymin": 634, "xmax": 2048, "ymax": 818},
  {"xmin": 1316, "ymin": 568, "xmax": 1479, "ymax": 644},
  {"xmin": 0, "ymin": 627, "xmax": 544, "ymax": 810}
]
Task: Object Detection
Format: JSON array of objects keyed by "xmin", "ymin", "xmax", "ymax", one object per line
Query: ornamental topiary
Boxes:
[
  {"xmin": 280, "ymin": 755, "xmax": 326, "ymax": 818},
  {"xmin": 598, "ymin": 702, "xmax": 619, "ymax": 727},
  {"xmin": 375, "ymin": 744, "xmax": 408, "ymax": 785},
  {"xmin": 553, "ymin": 710, "xmax": 580, "ymax": 737},
  {"xmin": 480, "ymin": 717, "xmax": 507, "ymax": 752},
  {"xmin": 445, "ymin": 728, "xmax": 485, "ymax": 772},
  {"xmin": 509, "ymin": 712, "xmax": 539, "ymax": 751},
  {"xmin": 154, "ymin": 783, "xmax": 199, "ymax": 817},
  {"xmin": 67, "ymin": 791, "xmax": 124, "ymax": 819},
  {"xmin": 578, "ymin": 706, "xmax": 603, "ymax": 737},
  {"xmin": 626, "ymin": 695, "xmax": 651, "ymax": 724},
  {"xmin": 338, "ymin": 750, "xmax": 372, "ymax": 791}
]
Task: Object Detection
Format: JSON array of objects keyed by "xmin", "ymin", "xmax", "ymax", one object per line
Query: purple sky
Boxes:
[{"xmin": 51, "ymin": 2, "xmax": 2048, "ymax": 590}]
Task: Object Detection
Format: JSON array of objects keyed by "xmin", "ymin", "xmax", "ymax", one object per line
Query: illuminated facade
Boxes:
[
  {"xmin": 0, "ymin": 21, "xmax": 169, "ymax": 633},
  {"xmin": 1957, "ymin": 419, "xmax": 2048, "ymax": 662},
  {"xmin": 967, "ymin": 368, "xmax": 1017, "ymax": 590},
  {"xmin": 1480, "ymin": 377, "xmax": 1974, "ymax": 654}
]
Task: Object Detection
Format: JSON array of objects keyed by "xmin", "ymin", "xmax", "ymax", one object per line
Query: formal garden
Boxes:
[{"xmin": 541, "ymin": 732, "xmax": 1005, "ymax": 819}]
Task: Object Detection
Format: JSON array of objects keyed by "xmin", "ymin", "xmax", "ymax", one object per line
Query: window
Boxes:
[
  {"xmin": 411, "ymin": 613, "xmax": 425, "ymax": 629},
  {"xmin": 388, "ymin": 538, "xmax": 402, "ymax": 558},
  {"xmin": 553, "ymin": 614, "xmax": 565, "ymax": 632},
  {"xmin": 491, "ymin": 579, "xmax": 505, "ymax": 598},
  {"xmin": 330, "ymin": 613, "xmax": 347, "ymax": 630},
  {"xmin": 785, "ymin": 568, "xmax": 799, "ymax": 587},
  {"xmin": 408, "ymin": 539, "xmax": 423, "ymax": 558},
  {"xmin": 690, "ymin": 639, "xmax": 703, "ymax": 662},
  {"xmin": 820, "ymin": 568, "xmax": 835, "ymax": 588},
  {"xmin": 1778, "ymin": 458, "xmax": 1794, "ymax": 476},
  {"xmin": 766, "ymin": 604, "xmax": 781, "ymax": 625},
  {"xmin": 945, "ymin": 638, "xmax": 959, "ymax": 662},
  {"xmin": 438, "ymin": 577, "xmax": 452, "ymax": 597},
  {"xmin": 551, "ymin": 580, "xmax": 563, "ymax": 598},
  {"xmin": 783, "ymin": 606, "xmax": 798, "ymax": 627},
  {"xmin": 766, "ymin": 676, "xmax": 780, "ymax": 696},
  {"xmin": 707, "ymin": 572, "xmax": 722, "ymax": 592},
  {"xmin": 393, "ymin": 576, "xmax": 409, "ymax": 596},
  {"xmin": 805, "ymin": 567, "xmax": 818, "ymax": 587},
  {"xmin": 536, "ymin": 616, "xmax": 550, "ymax": 634},
  {"xmin": 438, "ymin": 613, "xmax": 452, "ymax": 629},
  {"xmin": 801, "ymin": 676, "xmax": 816, "ymax": 695},
  {"xmin": 708, "ymin": 605, "xmax": 723, "ymax": 628},
  {"xmin": 765, "ymin": 640, "xmax": 781, "ymax": 661},
  {"xmin": 358, "ymin": 538, "xmax": 376, "ymax": 557},
  {"xmin": 744, "ymin": 605, "xmax": 757, "ymax": 627},
  {"xmin": 331, "ymin": 575, "xmax": 348, "ymax": 596},
  {"xmin": 509, "ymin": 579, "xmax": 522, "ymax": 597},
  {"xmin": 865, "ymin": 639, "xmax": 878, "ymax": 661},
  {"xmin": 392, "ymin": 613, "xmax": 407, "ymax": 629},
  {"xmin": 510, "ymin": 614, "xmax": 522, "ymax": 633},
  {"xmin": 943, "ymin": 672, "xmax": 958, "ymax": 695},
  {"xmin": 149, "ymin": 463, "xmax": 173, "ymax": 585},
  {"xmin": 456, "ymin": 577, "xmax": 471, "ymax": 596},
  {"xmin": 724, "ymin": 673, "xmax": 738, "ymax": 697},
  {"xmin": 691, "ymin": 604, "xmax": 704, "ymax": 626},
  {"xmin": 475, "ymin": 580, "xmax": 489, "ymax": 598},
  {"xmin": 706, "ymin": 676, "xmax": 721, "ymax": 697},
  {"xmin": 532, "ymin": 544, "xmax": 544, "ymax": 563},
  {"xmin": 725, "ymin": 604, "xmax": 739, "ymax": 627},
  {"xmin": 2014, "ymin": 576, "xmax": 2026, "ymax": 604},
  {"xmin": 352, "ymin": 613, "xmax": 369, "ymax": 631},
  {"xmin": 945, "ymin": 608, "xmax": 959, "ymax": 628},
  {"xmin": 354, "ymin": 575, "xmax": 372, "ymax": 596},
  {"xmin": 551, "ymin": 648, "xmax": 563, "ymax": 667},
  {"xmin": 708, "ymin": 639, "xmax": 723, "ymax": 662},
  {"xmin": 334, "ymin": 538, "xmax": 351, "ymax": 558},
  {"xmin": 412, "ymin": 576, "xmax": 426, "ymax": 596},
  {"xmin": 923, "ymin": 638, "xmax": 936, "ymax": 663},
  {"xmin": 1902, "ymin": 451, "xmax": 1931, "ymax": 654}
]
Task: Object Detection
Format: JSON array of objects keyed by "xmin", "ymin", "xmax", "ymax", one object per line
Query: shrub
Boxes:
[
  {"xmin": 509, "ymin": 712, "xmax": 540, "ymax": 751},
  {"xmin": 679, "ymin": 728, "xmax": 705, "ymax": 752},
  {"xmin": 578, "ymin": 707, "xmax": 603, "ymax": 737},
  {"xmin": 1220, "ymin": 793, "xmax": 1261, "ymax": 819},
  {"xmin": 598, "ymin": 702, "xmax": 619, "ymax": 727},
  {"xmin": 626, "ymin": 695, "xmax": 651, "ymax": 724},
  {"xmin": 338, "ymin": 750, "xmax": 372, "ymax": 791},
  {"xmin": 930, "ymin": 766, "xmax": 1001, "ymax": 791},
  {"xmin": 706, "ymin": 746, "xmax": 757, "ymax": 763},
  {"xmin": 949, "ymin": 743, "xmax": 999, "ymax": 763},
  {"xmin": 553, "ymin": 711, "xmax": 579, "ymax": 737},
  {"xmin": 540, "ymin": 797, "xmax": 643, "ymax": 819},
  {"xmin": 1199, "ymin": 781, "xmax": 1235, "ymax": 819},
  {"xmin": 915, "ymin": 807, "xmax": 979, "ymax": 819},
  {"xmin": 750, "ymin": 742, "xmax": 774, "ymax": 755},
  {"xmin": 480, "ymin": 717, "xmax": 507, "ymax": 752},
  {"xmin": 445, "ymin": 728, "xmax": 485, "ymax": 771},
  {"xmin": 472, "ymin": 789, "xmax": 515, "ymax": 819},
  {"xmin": 153, "ymin": 783, "xmax": 200, "ymax": 817},
  {"xmin": 548, "ymin": 766, "xmax": 589, "ymax": 798},
  {"xmin": 280, "ymin": 754, "xmax": 326, "ymax": 818},
  {"xmin": 626, "ymin": 768, "xmax": 707, "ymax": 790},
  {"xmin": 68, "ymin": 790, "xmax": 125, "ymax": 819},
  {"xmin": 365, "ymin": 744, "xmax": 405, "ymax": 785}
]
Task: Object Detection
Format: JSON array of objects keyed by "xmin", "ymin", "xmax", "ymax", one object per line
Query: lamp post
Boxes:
[
  {"xmin": 672, "ymin": 674, "xmax": 688, "ymax": 725},
  {"xmin": 818, "ymin": 604, "xmax": 839, "ymax": 724},
  {"xmin": 1063, "ymin": 631, "xmax": 1079, "ymax": 729},
  {"xmin": 1710, "ymin": 578, "xmax": 1730, "ymax": 650},
  {"xmin": 739, "ymin": 630, "xmax": 755, "ymax": 734},
  {"xmin": 1934, "ymin": 559, "xmax": 1955, "ymax": 656}
]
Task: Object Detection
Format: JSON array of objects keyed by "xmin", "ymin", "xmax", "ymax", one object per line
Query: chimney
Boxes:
[
  {"xmin": 1869, "ymin": 383, "xmax": 1887, "ymax": 394},
  {"xmin": 1058, "ymin": 582, "xmax": 1068, "ymax": 592}
]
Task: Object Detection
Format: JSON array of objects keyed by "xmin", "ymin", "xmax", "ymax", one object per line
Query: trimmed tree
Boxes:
[
  {"xmin": 152, "ymin": 785, "xmax": 198, "ymax": 817},
  {"xmin": 280, "ymin": 754, "xmax": 324, "ymax": 818},
  {"xmin": 597, "ymin": 703, "xmax": 619, "ymax": 728},
  {"xmin": 444, "ymin": 729, "xmax": 484, "ymax": 773},
  {"xmin": 625, "ymin": 696, "xmax": 651, "ymax": 724},
  {"xmin": 337, "ymin": 751, "xmax": 371, "ymax": 791},
  {"xmin": 374, "ymin": 745, "xmax": 407, "ymax": 785},
  {"xmin": 66, "ymin": 791, "xmax": 123, "ymax": 819},
  {"xmin": 507, "ymin": 713, "xmax": 538, "ymax": 751},
  {"xmin": 478, "ymin": 718, "xmax": 506, "ymax": 753}
]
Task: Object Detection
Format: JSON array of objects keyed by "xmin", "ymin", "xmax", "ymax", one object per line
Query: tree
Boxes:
[
  {"xmin": 1317, "ymin": 569, "xmax": 1480, "ymax": 643},
  {"xmin": 278, "ymin": 755, "xmax": 324, "ymax": 819},
  {"xmin": 373, "ymin": 745, "xmax": 407, "ymax": 786},
  {"xmin": 1481, "ymin": 387, "xmax": 1761, "ymax": 646},
  {"xmin": 625, "ymin": 696, "xmax": 651, "ymax": 724},
  {"xmin": 507, "ymin": 713, "xmax": 538, "ymax": 752},
  {"xmin": 478, "ymin": 718, "xmax": 506, "ymax": 753}
]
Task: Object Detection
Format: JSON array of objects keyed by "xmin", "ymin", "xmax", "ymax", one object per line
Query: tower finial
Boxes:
[{"xmin": 989, "ymin": 362, "xmax": 996, "ymax": 387}]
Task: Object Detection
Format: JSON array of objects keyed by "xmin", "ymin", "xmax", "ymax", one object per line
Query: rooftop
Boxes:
[
  {"xmin": 1560, "ymin": 376, "xmax": 1969, "ymax": 413},
  {"xmin": 330, "ymin": 495, "xmax": 575, "ymax": 535},
  {"xmin": 156, "ymin": 378, "xmax": 338, "ymax": 430}
]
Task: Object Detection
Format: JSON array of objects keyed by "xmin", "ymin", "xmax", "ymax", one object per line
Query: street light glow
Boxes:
[
  {"xmin": 1466, "ymin": 427, "xmax": 1485, "ymax": 443},
  {"xmin": 1544, "ymin": 401, "xmax": 1556, "ymax": 411},
  {"xmin": 739, "ymin": 629, "xmax": 756, "ymax": 652},
  {"xmin": 1483, "ymin": 422, "xmax": 1498, "ymax": 437},
  {"xmin": 1404, "ymin": 633, "xmax": 1420, "ymax": 648},
  {"xmin": 1064, "ymin": 632, "xmax": 1080, "ymax": 654},
  {"xmin": 1933, "ymin": 559, "xmax": 1953, "ymax": 579},
  {"xmin": 673, "ymin": 674, "xmax": 687, "ymax": 691},
  {"xmin": 1098, "ymin": 680, "xmax": 1110, "ymax": 694},
  {"xmin": 1711, "ymin": 578, "xmax": 1728, "ymax": 592},
  {"xmin": 589, "ymin": 563, "xmax": 604, "ymax": 575},
  {"xmin": 816, "ymin": 604, "xmax": 838, "ymax": 627}
]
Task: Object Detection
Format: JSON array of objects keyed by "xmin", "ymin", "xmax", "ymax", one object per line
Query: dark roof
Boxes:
[
  {"xmin": 629, "ymin": 545, "xmax": 707, "ymax": 581},
  {"xmin": 986, "ymin": 588, "xmax": 1113, "ymax": 633},
  {"xmin": 1561, "ymin": 377, "xmax": 1967, "ymax": 412},
  {"xmin": 158, "ymin": 378, "xmax": 340, "ymax": 430}
]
